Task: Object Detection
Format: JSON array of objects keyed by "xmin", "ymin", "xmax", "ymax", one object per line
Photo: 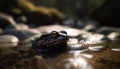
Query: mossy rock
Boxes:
[
  {"xmin": 16, "ymin": 0, "xmax": 36, "ymax": 12},
  {"xmin": 49, "ymin": 8, "xmax": 65, "ymax": 20},
  {"xmin": 35, "ymin": 6, "xmax": 52, "ymax": 17}
]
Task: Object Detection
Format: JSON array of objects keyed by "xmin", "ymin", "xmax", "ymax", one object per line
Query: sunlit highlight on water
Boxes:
[{"xmin": 66, "ymin": 50, "xmax": 93, "ymax": 69}]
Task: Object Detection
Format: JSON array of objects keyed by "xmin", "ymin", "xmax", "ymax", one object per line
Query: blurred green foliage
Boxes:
[{"xmin": 30, "ymin": 0, "xmax": 106, "ymax": 18}]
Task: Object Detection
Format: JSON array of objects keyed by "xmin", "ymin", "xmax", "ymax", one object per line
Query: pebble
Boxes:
[
  {"xmin": 80, "ymin": 32, "xmax": 93, "ymax": 40},
  {"xmin": 97, "ymin": 27, "xmax": 120, "ymax": 35},
  {"xmin": 15, "ymin": 16, "xmax": 27, "ymax": 23},
  {"xmin": 69, "ymin": 44, "xmax": 87, "ymax": 50},
  {"xmin": 37, "ymin": 25, "xmax": 87, "ymax": 37},
  {"xmin": 88, "ymin": 46, "xmax": 105, "ymax": 52},
  {"xmin": 111, "ymin": 48, "xmax": 120, "ymax": 51},
  {"xmin": 62, "ymin": 19, "xmax": 75, "ymax": 27},
  {"xmin": 108, "ymin": 32, "xmax": 120, "ymax": 41},
  {"xmin": 5, "ymin": 23, "xmax": 29, "ymax": 30},
  {"xmin": 84, "ymin": 20, "xmax": 100, "ymax": 32},
  {"xmin": 83, "ymin": 34, "xmax": 109, "ymax": 44},
  {"xmin": 67, "ymin": 38, "xmax": 78, "ymax": 45},
  {"xmin": 0, "ymin": 13, "xmax": 16, "ymax": 29},
  {"xmin": 2, "ymin": 29, "xmax": 41, "ymax": 43},
  {"xmin": 0, "ymin": 35, "xmax": 19, "ymax": 48},
  {"xmin": 63, "ymin": 19, "xmax": 85, "ymax": 29}
]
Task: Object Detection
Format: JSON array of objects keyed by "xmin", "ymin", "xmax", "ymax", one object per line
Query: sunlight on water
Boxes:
[
  {"xmin": 66, "ymin": 57, "xmax": 93, "ymax": 69},
  {"xmin": 66, "ymin": 50, "xmax": 93, "ymax": 69}
]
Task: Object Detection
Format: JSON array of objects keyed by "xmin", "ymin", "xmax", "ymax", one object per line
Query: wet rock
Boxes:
[
  {"xmin": 63, "ymin": 19, "xmax": 85, "ymax": 29},
  {"xmin": 5, "ymin": 23, "xmax": 29, "ymax": 30},
  {"xmin": 84, "ymin": 20, "xmax": 100, "ymax": 32},
  {"xmin": 80, "ymin": 32, "xmax": 93, "ymax": 40},
  {"xmin": 67, "ymin": 38, "xmax": 78, "ymax": 45},
  {"xmin": 111, "ymin": 48, "xmax": 120, "ymax": 52},
  {"xmin": 68, "ymin": 44, "xmax": 88, "ymax": 50},
  {"xmin": 80, "ymin": 33, "xmax": 110, "ymax": 44},
  {"xmin": 97, "ymin": 27, "xmax": 120, "ymax": 35},
  {"xmin": 108, "ymin": 32, "xmax": 120, "ymax": 41},
  {"xmin": 0, "ymin": 13, "xmax": 16, "ymax": 29},
  {"xmin": 88, "ymin": 46, "xmax": 105, "ymax": 52},
  {"xmin": 37, "ymin": 25, "xmax": 87, "ymax": 37},
  {"xmin": 62, "ymin": 19, "xmax": 75, "ymax": 27},
  {"xmin": 76, "ymin": 20, "xmax": 85, "ymax": 29},
  {"xmin": 25, "ymin": 7, "xmax": 64, "ymax": 26},
  {"xmin": 15, "ymin": 16, "xmax": 27, "ymax": 23},
  {"xmin": 0, "ymin": 35, "xmax": 19, "ymax": 48},
  {"xmin": 2, "ymin": 29, "xmax": 41, "ymax": 43}
]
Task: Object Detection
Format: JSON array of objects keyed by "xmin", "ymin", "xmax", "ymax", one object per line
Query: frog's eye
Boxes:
[
  {"xmin": 60, "ymin": 30, "xmax": 67, "ymax": 36},
  {"xmin": 51, "ymin": 31, "xmax": 59, "ymax": 35},
  {"xmin": 60, "ymin": 30, "xmax": 67, "ymax": 34}
]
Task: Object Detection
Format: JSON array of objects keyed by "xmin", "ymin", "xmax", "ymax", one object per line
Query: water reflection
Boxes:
[
  {"xmin": 40, "ymin": 49, "xmax": 93, "ymax": 69},
  {"xmin": 66, "ymin": 50, "xmax": 93, "ymax": 69},
  {"xmin": 66, "ymin": 57, "xmax": 93, "ymax": 69}
]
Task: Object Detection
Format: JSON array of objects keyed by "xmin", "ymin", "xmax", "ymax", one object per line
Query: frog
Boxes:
[{"xmin": 32, "ymin": 30, "xmax": 68, "ymax": 53}]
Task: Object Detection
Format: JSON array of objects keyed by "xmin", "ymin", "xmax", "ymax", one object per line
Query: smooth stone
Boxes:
[
  {"xmin": 15, "ymin": 16, "xmax": 27, "ymax": 23},
  {"xmin": 108, "ymin": 32, "xmax": 120, "ymax": 41},
  {"xmin": 5, "ymin": 23, "xmax": 29, "ymax": 30},
  {"xmin": 62, "ymin": 19, "xmax": 75, "ymax": 27},
  {"xmin": 76, "ymin": 20, "xmax": 85, "ymax": 29},
  {"xmin": 88, "ymin": 46, "xmax": 105, "ymax": 51},
  {"xmin": 83, "ymin": 34, "xmax": 109, "ymax": 44},
  {"xmin": 37, "ymin": 25, "xmax": 87, "ymax": 37},
  {"xmin": 84, "ymin": 20, "xmax": 100, "ymax": 32},
  {"xmin": 68, "ymin": 44, "xmax": 87, "ymax": 50},
  {"xmin": 97, "ymin": 27, "xmax": 120, "ymax": 35},
  {"xmin": 0, "ymin": 35, "xmax": 19, "ymax": 48},
  {"xmin": 0, "ymin": 13, "xmax": 16, "ymax": 29},
  {"xmin": 111, "ymin": 48, "xmax": 120, "ymax": 51},
  {"xmin": 67, "ymin": 38, "xmax": 78, "ymax": 45},
  {"xmin": 0, "ymin": 35, "xmax": 18, "ymax": 43},
  {"xmin": 2, "ymin": 29, "xmax": 41, "ymax": 43},
  {"xmin": 80, "ymin": 32, "xmax": 93, "ymax": 39}
]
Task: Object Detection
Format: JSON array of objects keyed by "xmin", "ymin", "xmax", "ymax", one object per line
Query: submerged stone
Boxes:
[
  {"xmin": 0, "ymin": 35, "xmax": 19, "ymax": 48},
  {"xmin": 88, "ymin": 46, "xmax": 105, "ymax": 52}
]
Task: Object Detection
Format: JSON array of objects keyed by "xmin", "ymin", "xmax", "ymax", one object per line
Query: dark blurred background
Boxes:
[
  {"xmin": 0, "ymin": 0, "xmax": 120, "ymax": 27},
  {"xmin": 30, "ymin": 0, "xmax": 120, "ymax": 27}
]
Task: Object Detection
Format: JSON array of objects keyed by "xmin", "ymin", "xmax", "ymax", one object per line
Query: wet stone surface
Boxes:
[{"xmin": 0, "ymin": 25, "xmax": 120, "ymax": 69}]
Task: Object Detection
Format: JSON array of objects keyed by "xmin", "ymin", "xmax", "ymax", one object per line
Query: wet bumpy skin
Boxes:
[{"xmin": 32, "ymin": 31, "xmax": 68, "ymax": 53}]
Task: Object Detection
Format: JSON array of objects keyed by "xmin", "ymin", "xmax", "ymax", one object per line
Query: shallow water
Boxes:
[{"xmin": 1, "ymin": 40, "xmax": 117, "ymax": 69}]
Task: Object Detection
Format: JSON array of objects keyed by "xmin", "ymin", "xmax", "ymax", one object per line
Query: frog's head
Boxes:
[
  {"xmin": 51, "ymin": 31, "xmax": 59, "ymax": 38},
  {"xmin": 60, "ymin": 30, "xmax": 67, "ymax": 36}
]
